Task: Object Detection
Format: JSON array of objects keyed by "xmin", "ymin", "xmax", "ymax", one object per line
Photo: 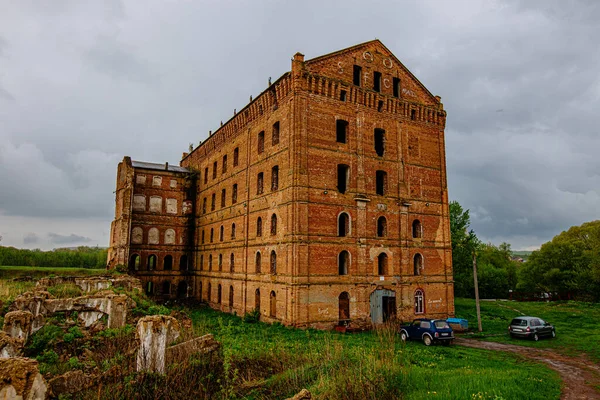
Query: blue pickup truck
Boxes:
[{"xmin": 399, "ymin": 318, "xmax": 454, "ymax": 346}]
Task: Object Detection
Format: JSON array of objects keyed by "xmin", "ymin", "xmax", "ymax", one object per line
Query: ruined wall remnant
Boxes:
[
  {"xmin": 0, "ymin": 357, "xmax": 47, "ymax": 400},
  {"xmin": 165, "ymin": 333, "xmax": 220, "ymax": 366},
  {"xmin": 0, "ymin": 332, "xmax": 24, "ymax": 359},
  {"xmin": 48, "ymin": 370, "xmax": 95, "ymax": 398},
  {"xmin": 136, "ymin": 315, "xmax": 181, "ymax": 374},
  {"xmin": 3, "ymin": 311, "xmax": 33, "ymax": 342},
  {"xmin": 36, "ymin": 275, "xmax": 142, "ymax": 294}
]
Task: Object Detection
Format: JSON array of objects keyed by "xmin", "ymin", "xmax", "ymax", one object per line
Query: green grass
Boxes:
[
  {"xmin": 0, "ymin": 266, "xmax": 110, "ymax": 279},
  {"xmin": 188, "ymin": 306, "xmax": 561, "ymax": 399},
  {"xmin": 455, "ymin": 298, "xmax": 600, "ymax": 362}
]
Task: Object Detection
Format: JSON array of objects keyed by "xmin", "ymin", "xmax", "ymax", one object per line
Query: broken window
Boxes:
[
  {"xmin": 414, "ymin": 253, "xmax": 423, "ymax": 275},
  {"xmin": 233, "ymin": 147, "xmax": 239, "ymax": 167},
  {"xmin": 255, "ymin": 288, "xmax": 261, "ymax": 311},
  {"xmin": 378, "ymin": 253, "xmax": 388, "ymax": 275},
  {"xmin": 257, "ymin": 217, "xmax": 263, "ymax": 237},
  {"xmin": 373, "ymin": 71, "xmax": 382, "ymax": 92},
  {"xmin": 270, "ymin": 291, "xmax": 276, "ymax": 317},
  {"xmin": 231, "ymin": 223, "xmax": 236, "ymax": 239},
  {"xmin": 129, "ymin": 254, "xmax": 140, "ymax": 271},
  {"xmin": 211, "ymin": 193, "xmax": 216, "ymax": 211},
  {"xmin": 219, "ymin": 225, "xmax": 224, "ymax": 242},
  {"xmin": 271, "ymin": 166, "xmax": 279, "ymax": 191},
  {"xmin": 338, "ymin": 212, "xmax": 350, "ymax": 237},
  {"xmin": 257, "ymin": 172, "xmax": 264, "ymax": 195},
  {"xmin": 221, "ymin": 189, "xmax": 226, "ymax": 208},
  {"xmin": 376, "ymin": 170, "xmax": 387, "ymax": 196},
  {"xmin": 412, "ymin": 220, "xmax": 422, "ymax": 239},
  {"xmin": 338, "ymin": 250, "xmax": 349, "ymax": 275},
  {"xmin": 393, "ymin": 78, "xmax": 400, "ymax": 98},
  {"xmin": 271, "ymin": 214, "xmax": 277, "ymax": 235},
  {"xmin": 374, "ymin": 128, "xmax": 385, "ymax": 156},
  {"xmin": 336, "ymin": 120, "xmax": 348, "ymax": 144},
  {"xmin": 415, "ymin": 289, "xmax": 424, "ymax": 314},
  {"xmin": 337, "ymin": 164, "xmax": 349, "ymax": 194},
  {"xmin": 339, "ymin": 292, "xmax": 350, "ymax": 321},
  {"xmin": 258, "ymin": 131, "xmax": 265, "ymax": 154},
  {"xmin": 164, "ymin": 255, "xmax": 173, "ymax": 271},
  {"xmin": 162, "ymin": 281, "xmax": 171, "ymax": 295},
  {"xmin": 230, "ymin": 253, "xmax": 235, "ymax": 272},
  {"xmin": 202, "ymin": 198, "xmax": 207, "ymax": 214},
  {"xmin": 353, "ymin": 65, "xmax": 362, "ymax": 86},
  {"xmin": 272, "ymin": 122, "xmax": 280, "ymax": 145},
  {"xmin": 222, "ymin": 155, "xmax": 227, "ymax": 174},
  {"xmin": 213, "ymin": 161, "xmax": 217, "ymax": 179},
  {"xmin": 377, "ymin": 216, "xmax": 387, "ymax": 237},
  {"xmin": 218, "ymin": 253, "xmax": 223, "ymax": 271},
  {"xmin": 256, "ymin": 251, "xmax": 262, "ymax": 273},
  {"xmin": 340, "ymin": 90, "xmax": 347, "ymax": 102},
  {"xmin": 232, "ymin": 184, "xmax": 238, "ymax": 204},
  {"xmin": 270, "ymin": 250, "xmax": 277, "ymax": 274}
]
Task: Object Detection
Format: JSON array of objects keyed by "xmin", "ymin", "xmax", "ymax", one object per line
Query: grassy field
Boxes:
[
  {"xmin": 0, "ymin": 266, "xmax": 111, "ymax": 280},
  {"xmin": 455, "ymin": 298, "xmax": 600, "ymax": 362}
]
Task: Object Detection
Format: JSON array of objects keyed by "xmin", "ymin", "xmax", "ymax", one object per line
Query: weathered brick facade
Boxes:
[{"xmin": 108, "ymin": 40, "xmax": 454, "ymax": 329}]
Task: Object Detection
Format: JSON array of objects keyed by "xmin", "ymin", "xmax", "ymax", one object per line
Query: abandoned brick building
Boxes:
[{"xmin": 107, "ymin": 40, "xmax": 454, "ymax": 329}]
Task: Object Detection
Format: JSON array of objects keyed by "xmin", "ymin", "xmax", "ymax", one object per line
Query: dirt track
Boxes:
[{"xmin": 454, "ymin": 338, "xmax": 600, "ymax": 400}]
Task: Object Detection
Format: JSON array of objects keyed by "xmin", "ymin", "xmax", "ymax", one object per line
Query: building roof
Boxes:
[{"xmin": 131, "ymin": 160, "xmax": 189, "ymax": 173}]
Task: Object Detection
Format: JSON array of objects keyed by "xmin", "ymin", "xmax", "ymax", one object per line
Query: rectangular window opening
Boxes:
[
  {"xmin": 257, "ymin": 172, "xmax": 264, "ymax": 195},
  {"xmin": 271, "ymin": 166, "xmax": 279, "ymax": 191},
  {"xmin": 376, "ymin": 170, "xmax": 387, "ymax": 196},
  {"xmin": 393, "ymin": 78, "xmax": 400, "ymax": 98},
  {"xmin": 373, "ymin": 71, "xmax": 382, "ymax": 92},
  {"xmin": 233, "ymin": 148, "xmax": 239, "ymax": 167},
  {"xmin": 272, "ymin": 122, "xmax": 280, "ymax": 146},
  {"xmin": 410, "ymin": 109, "xmax": 416, "ymax": 120},
  {"xmin": 222, "ymin": 155, "xmax": 227, "ymax": 174},
  {"xmin": 340, "ymin": 90, "xmax": 347, "ymax": 102},
  {"xmin": 374, "ymin": 128, "xmax": 385, "ymax": 157},
  {"xmin": 337, "ymin": 164, "xmax": 349, "ymax": 194},
  {"xmin": 336, "ymin": 120, "xmax": 348, "ymax": 144},
  {"xmin": 353, "ymin": 65, "xmax": 362, "ymax": 86},
  {"xmin": 378, "ymin": 100, "xmax": 384, "ymax": 112}
]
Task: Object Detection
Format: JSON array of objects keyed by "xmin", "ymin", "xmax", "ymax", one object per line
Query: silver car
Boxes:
[{"xmin": 508, "ymin": 316, "xmax": 556, "ymax": 341}]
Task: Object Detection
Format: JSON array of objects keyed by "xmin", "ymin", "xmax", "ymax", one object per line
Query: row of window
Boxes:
[
  {"xmin": 337, "ymin": 213, "xmax": 423, "ymax": 239},
  {"xmin": 202, "ymin": 285, "xmax": 278, "ymax": 318},
  {"xmin": 337, "ymin": 166, "xmax": 388, "ymax": 195},
  {"xmin": 133, "ymin": 195, "xmax": 178, "ymax": 214},
  {"xmin": 352, "ymin": 65, "xmax": 401, "ymax": 97},
  {"xmin": 200, "ymin": 250, "xmax": 277, "ymax": 274},
  {"xmin": 130, "ymin": 254, "xmax": 189, "ymax": 271},
  {"xmin": 136, "ymin": 175, "xmax": 178, "ymax": 189},
  {"xmin": 201, "ymin": 214, "xmax": 278, "ymax": 244},
  {"xmin": 336, "ymin": 123, "xmax": 386, "ymax": 157},
  {"xmin": 131, "ymin": 227, "xmax": 177, "ymax": 245},
  {"xmin": 338, "ymin": 251, "xmax": 424, "ymax": 276}
]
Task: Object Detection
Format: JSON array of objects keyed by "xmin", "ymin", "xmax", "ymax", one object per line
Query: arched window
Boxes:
[
  {"xmin": 271, "ymin": 166, "xmax": 279, "ymax": 191},
  {"xmin": 338, "ymin": 251, "xmax": 349, "ymax": 275},
  {"xmin": 270, "ymin": 291, "xmax": 276, "ymax": 318},
  {"xmin": 270, "ymin": 214, "xmax": 277, "ymax": 235},
  {"xmin": 377, "ymin": 216, "xmax": 387, "ymax": 237},
  {"xmin": 201, "ymin": 230, "xmax": 205, "ymax": 244},
  {"xmin": 217, "ymin": 284, "xmax": 222, "ymax": 304},
  {"xmin": 338, "ymin": 212, "xmax": 350, "ymax": 237},
  {"xmin": 258, "ymin": 131, "xmax": 265, "ymax": 154},
  {"xmin": 378, "ymin": 253, "xmax": 388, "ymax": 276},
  {"xmin": 207, "ymin": 283, "xmax": 212, "ymax": 302},
  {"xmin": 412, "ymin": 220, "xmax": 422, "ymax": 239},
  {"xmin": 255, "ymin": 288, "xmax": 261, "ymax": 312},
  {"xmin": 164, "ymin": 229, "xmax": 175, "ymax": 244},
  {"xmin": 208, "ymin": 254, "xmax": 213, "ymax": 271},
  {"xmin": 180, "ymin": 255, "xmax": 188, "ymax": 271},
  {"xmin": 210, "ymin": 228, "xmax": 214, "ymax": 243},
  {"xmin": 255, "ymin": 252, "xmax": 262, "ymax": 273},
  {"xmin": 339, "ymin": 292, "xmax": 350, "ymax": 321},
  {"xmin": 199, "ymin": 255, "xmax": 204, "ymax": 271},
  {"xmin": 218, "ymin": 254, "xmax": 222, "ymax": 271},
  {"xmin": 270, "ymin": 251, "xmax": 277, "ymax": 274},
  {"xmin": 163, "ymin": 255, "xmax": 173, "ymax": 271},
  {"xmin": 129, "ymin": 254, "xmax": 140, "ymax": 271},
  {"xmin": 415, "ymin": 289, "xmax": 424, "ymax": 314},
  {"xmin": 219, "ymin": 225, "xmax": 224, "ymax": 242},
  {"xmin": 257, "ymin": 217, "xmax": 263, "ymax": 237},
  {"xmin": 414, "ymin": 253, "xmax": 423, "ymax": 275},
  {"xmin": 230, "ymin": 253, "xmax": 235, "ymax": 272},
  {"xmin": 147, "ymin": 254, "xmax": 157, "ymax": 271},
  {"xmin": 131, "ymin": 227, "xmax": 143, "ymax": 244},
  {"xmin": 229, "ymin": 285, "xmax": 234, "ymax": 308},
  {"xmin": 231, "ymin": 223, "xmax": 236, "ymax": 239},
  {"xmin": 145, "ymin": 281, "xmax": 154, "ymax": 295},
  {"xmin": 148, "ymin": 228, "xmax": 159, "ymax": 244}
]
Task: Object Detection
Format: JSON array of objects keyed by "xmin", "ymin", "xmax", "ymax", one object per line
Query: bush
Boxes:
[
  {"xmin": 243, "ymin": 309, "xmax": 260, "ymax": 323},
  {"xmin": 27, "ymin": 324, "xmax": 63, "ymax": 355},
  {"xmin": 37, "ymin": 349, "xmax": 59, "ymax": 364}
]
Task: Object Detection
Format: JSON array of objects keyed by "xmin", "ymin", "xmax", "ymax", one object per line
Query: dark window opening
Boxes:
[
  {"xmin": 255, "ymin": 289, "xmax": 261, "ymax": 311},
  {"xmin": 200, "ymin": 255, "xmax": 204, "ymax": 270},
  {"xmin": 376, "ymin": 170, "xmax": 387, "ymax": 196},
  {"xmin": 218, "ymin": 253, "xmax": 223, "ymax": 271},
  {"xmin": 378, "ymin": 100, "xmax": 384, "ymax": 112},
  {"xmin": 231, "ymin": 223, "xmax": 236, "ymax": 239},
  {"xmin": 337, "ymin": 164, "xmax": 349, "ymax": 194},
  {"xmin": 164, "ymin": 255, "xmax": 173, "ymax": 271},
  {"xmin": 338, "ymin": 250, "xmax": 349, "ymax": 275},
  {"xmin": 230, "ymin": 253, "xmax": 235, "ymax": 272},
  {"xmin": 229, "ymin": 285, "xmax": 234, "ymax": 308},
  {"xmin": 271, "ymin": 214, "xmax": 277, "ymax": 235},
  {"xmin": 207, "ymin": 283, "xmax": 211, "ymax": 302},
  {"xmin": 414, "ymin": 254, "xmax": 423, "ymax": 275},
  {"xmin": 336, "ymin": 120, "xmax": 348, "ymax": 144},
  {"xmin": 202, "ymin": 198, "xmax": 207, "ymax": 214},
  {"xmin": 257, "ymin": 172, "xmax": 264, "ymax": 195},
  {"xmin": 129, "ymin": 254, "xmax": 140, "ymax": 271},
  {"xmin": 258, "ymin": 131, "xmax": 265, "ymax": 154},
  {"xmin": 270, "ymin": 291, "xmax": 276, "ymax": 317},
  {"xmin": 412, "ymin": 220, "xmax": 422, "ymax": 239},
  {"xmin": 256, "ymin": 252, "xmax": 262, "ymax": 273},
  {"xmin": 217, "ymin": 284, "xmax": 222, "ymax": 304},
  {"xmin": 221, "ymin": 189, "xmax": 226, "ymax": 208},
  {"xmin": 377, "ymin": 216, "xmax": 387, "ymax": 237},
  {"xmin": 147, "ymin": 254, "xmax": 157, "ymax": 271},
  {"xmin": 210, "ymin": 228, "xmax": 214, "ymax": 243},
  {"xmin": 219, "ymin": 225, "xmax": 224, "ymax": 242},
  {"xmin": 211, "ymin": 193, "xmax": 216, "ymax": 211},
  {"xmin": 232, "ymin": 184, "xmax": 238, "ymax": 204},
  {"xmin": 393, "ymin": 78, "xmax": 400, "ymax": 98},
  {"xmin": 340, "ymin": 90, "xmax": 347, "ymax": 102},
  {"xmin": 410, "ymin": 109, "xmax": 416, "ymax": 120},
  {"xmin": 270, "ymin": 250, "xmax": 277, "ymax": 274},
  {"xmin": 374, "ymin": 128, "xmax": 385, "ymax": 157},
  {"xmin": 272, "ymin": 122, "xmax": 280, "ymax": 145},
  {"xmin": 162, "ymin": 281, "xmax": 171, "ymax": 296},
  {"xmin": 353, "ymin": 65, "xmax": 362, "ymax": 86},
  {"xmin": 212, "ymin": 161, "xmax": 217, "ymax": 179},
  {"xmin": 222, "ymin": 155, "xmax": 227, "ymax": 174},
  {"xmin": 257, "ymin": 217, "xmax": 263, "ymax": 237},
  {"xmin": 179, "ymin": 255, "xmax": 188, "ymax": 271},
  {"xmin": 145, "ymin": 281, "xmax": 154, "ymax": 295},
  {"xmin": 209, "ymin": 254, "xmax": 213, "ymax": 271},
  {"xmin": 373, "ymin": 71, "xmax": 382, "ymax": 92},
  {"xmin": 204, "ymin": 167, "xmax": 208, "ymax": 184},
  {"xmin": 233, "ymin": 148, "xmax": 239, "ymax": 167},
  {"xmin": 339, "ymin": 292, "xmax": 350, "ymax": 321},
  {"xmin": 201, "ymin": 230, "xmax": 205, "ymax": 244},
  {"xmin": 271, "ymin": 166, "xmax": 279, "ymax": 191},
  {"xmin": 338, "ymin": 212, "xmax": 350, "ymax": 237},
  {"xmin": 378, "ymin": 253, "xmax": 388, "ymax": 275}
]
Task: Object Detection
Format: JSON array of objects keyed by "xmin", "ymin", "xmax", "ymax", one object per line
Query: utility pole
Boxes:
[{"xmin": 473, "ymin": 250, "xmax": 482, "ymax": 332}]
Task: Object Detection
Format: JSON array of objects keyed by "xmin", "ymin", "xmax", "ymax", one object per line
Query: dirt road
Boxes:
[{"xmin": 454, "ymin": 338, "xmax": 600, "ymax": 400}]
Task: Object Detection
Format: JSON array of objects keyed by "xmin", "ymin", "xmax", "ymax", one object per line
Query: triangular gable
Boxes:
[{"xmin": 305, "ymin": 39, "xmax": 439, "ymax": 106}]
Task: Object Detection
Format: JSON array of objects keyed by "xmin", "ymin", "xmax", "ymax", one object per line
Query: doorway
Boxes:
[{"xmin": 370, "ymin": 289, "xmax": 396, "ymax": 324}]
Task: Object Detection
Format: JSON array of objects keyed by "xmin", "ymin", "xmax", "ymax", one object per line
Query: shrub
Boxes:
[
  {"xmin": 243, "ymin": 309, "xmax": 260, "ymax": 323},
  {"xmin": 27, "ymin": 324, "xmax": 63, "ymax": 355},
  {"xmin": 37, "ymin": 349, "xmax": 59, "ymax": 364}
]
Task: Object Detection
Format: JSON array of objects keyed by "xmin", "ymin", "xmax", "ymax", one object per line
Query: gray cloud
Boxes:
[
  {"xmin": 23, "ymin": 232, "xmax": 39, "ymax": 245},
  {"xmin": 48, "ymin": 233, "xmax": 92, "ymax": 245},
  {"xmin": 0, "ymin": 1, "xmax": 598, "ymax": 250}
]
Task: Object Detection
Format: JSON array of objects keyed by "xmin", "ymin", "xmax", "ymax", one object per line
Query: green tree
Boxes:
[{"xmin": 449, "ymin": 201, "xmax": 481, "ymax": 297}]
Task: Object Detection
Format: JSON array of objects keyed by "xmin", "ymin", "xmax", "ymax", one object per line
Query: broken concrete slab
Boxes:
[
  {"xmin": 165, "ymin": 334, "xmax": 220, "ymax": 366},
  {"xmin": 0, "ymin": 332, "xmax": 24, "ymax": 359},
  {"xmin": 136, "ymin": 315, "xmax": 180, "ymax": 374},
  {"xmin": 0, "ymin": 357, "xmax": 47, "ymax": 400},
  {"xmin": 3, "ymin": 311, "xmax": 33, "ymax": 342}
]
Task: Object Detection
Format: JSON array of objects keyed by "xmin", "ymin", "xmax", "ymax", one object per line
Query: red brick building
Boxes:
[{"xmin": 108, "ymin": 40, "xmax": 454, "ymax": 328}]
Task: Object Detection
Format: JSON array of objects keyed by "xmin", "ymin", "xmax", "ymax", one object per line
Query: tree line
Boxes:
[
  {"xmin": 451, "ymin": 201, "xmax": 600, "ymax": 301},
  {"xmin": 0, "ymin": 246, "xmax": 108, "ymax": 269}
]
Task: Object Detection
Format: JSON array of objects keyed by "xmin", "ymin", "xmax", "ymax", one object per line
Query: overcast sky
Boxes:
[{"xmin": 1, "ymin": 0, "xmax": 598, "ymax": 251}]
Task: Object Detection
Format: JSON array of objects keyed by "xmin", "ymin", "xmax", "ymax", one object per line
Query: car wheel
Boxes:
[
  {"xmin": 423, "ymin": 335, "xmax": 432, "ymax": 346},
  {"xmin": 551, "ymin": 330, "xmax": 556, "ymax": 338},
  {"xmin": 400, "ymin": 331, "xmax": 408, "ymax": 342},
  {"xmin": 533, "ymin": 333, "xmax": 539, "ymax": 342}
]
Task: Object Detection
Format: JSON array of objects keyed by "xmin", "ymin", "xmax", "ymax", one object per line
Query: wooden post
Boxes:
[{"xmin": 473, "ymin": 251, "xmax": 482, "ymax": 332}]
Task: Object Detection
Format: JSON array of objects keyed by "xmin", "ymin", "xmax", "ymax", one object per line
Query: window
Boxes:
[
  {"xmin": 164, "ymin": 255, "xmax": 173, "ymax": 271},
  {"xmin": 133, "ymin": 195, "xmax": 146, "ymax": 211},
  {"xmin": 393, "ymin": 77, "xmax": 400, "ymax": 98},
  {"xmin": 270, "ymin": 250, "xmax": 277, "ymax": 274},
  {"xmin": 207, "ymin": 283, "xmax": 212, "ymax": 302},
  {"xmin": 412, "ymin": 220, "xmax": 422, "ymax": 239},
  {"xmin": 149, "ymin": 196, "xmax": 162, "ymax": 213},
  {"xmin": 410, "ymin": 109, "xmax": 416, "ymax": 120},
  {"xmin": 231, "ymin": 223, "xmax": 236, "ymax": 239},
  {"xmin": 257, "ymin": 217, "xmax": 263, "ymax": 237},
  {"xmin": 377, "ymin": 216, "xmax": 387, "ymax": 237},
  {"xmin": 338, "ymin": 251, "xmax": 349, "ymax": 275},
  {"xmin": 257, "ymin": 172, "xmax": 264, "ymax": 195},
  {"xmin": 212, "ymin": 161, "xmax": 217, "ymax": 179},
  {"xmin": 378, "ymin": 253, "xmax": 388, "ymax": 275},
  {"xmin": 255, "ymin": 289, "xmax": 261, "ymax": 311},
  {"xmin": 338, "ymin": 212, "xmax": 350, "ymax": 237},
  {"xmin": 374, "ymin": 128, "xmax": 385, "ymax": 156},
  {"xmin": 232, "ymin": 184, "xmax": 238, "ymax": 204},
  {"xmin": 147, "ymin": 254, "xmax": 157, "ymax": 271},
  {"xmin": 222, "ymin": 155, "xmax": 227, "ymax": 174},
  {"xmin": 258, "ymin": 131, "xmax": 265, "ymax": 154},
  {"xmin": 148, "ymin": 227, "xmax": 159, "ymax": 244},
  {"xmin": 340, "ymin": 90, "xmax": 347, "ymax": 102},
  {"xmin": 270, "ymin": 214, "xmax": 277, "ymax": 235},
  {"xmin": 353, "ymin": 65, "xmax": 362, "ymax": 86},
  {"xmin": 415, "ymin": 289, "xmax": 424, "ymax": 314},
  {"xmin": 218, "ymin": 253, "xmax": 223, "ymax": 271},
  {"xmin": 337, "ymin": 164, "xmax": 349, "ymax": 194},
  {"xmin": 201, "ymin": 230, "xmax": 205, "ymax": 244},
  {"xmin": 179, "ymin": 255, "xmax": 188, "ymax": 271},
  {"xmin": 230, "ymin": 253, "xmax": 235, "ymax": 272},
  {"xmin": 335, "ymin": 119, "xmax": 349, "ymax": 144},
  {"xmin": 221, "ymin": 189, "xmax": 226, "ymax": 208},
  {"xmin": 209, "ymin": 254, "xmax": 213, "ymax": 271},
  {"xmin": 200, "ymin": 255, "xmax": 204, "ymax": 270},
  {"xmin": 373, "ymin": 71, "xmax": 382, "ymax": 92},
  {"xmin": 145, "ymin": 281, "xmax": 154, "ymax": 295},
  {"xmin": 270, "ymin": 291, "xmax": 276, "ymax": 317},
  {"xmin": 339, "ymin": 292, "xmax": 350, "ymax": 321},
  {"xmin": 229, "ymin": 285, "xmax": 234, "ymax": 308},
  {"xmin": 162, "ymin": 281, "xmax": 171, "ymax": 296},
  {"xmin": 210, "ymin": 228, "xmax": 214, "ymax": 243},
  {"xmin": 204, "ymin": 167, "xmax": 208, "ymax": 184},
  {"xmin": 256, "ymin": 252, "xmax": 262, "ymax": 273},
  {"xmin": 217, "ymin": 284, "xmax": 222, "ymax": 304},
  {"xmin": 129, "ymin": 254, "xmax": 140, "ymax": 271},
  {"xmin": 152, "ymin": 176, "xmax": 162, "ymax": 187},
  {"xmin": 271, "ymin": 166, "xmax": 279, "ymax": 191},
  {"xmin": 219, "ymin": 225, "xmax": 224, "ymax": 242},
  {"xmin": 272, "ymin": 122, "xmax": 280, "ymax": 145},
  {"xmin": 414, "ymin": 254, "xmax": 423, "ymax": 275},
  {"xmin": 378, "ymin": 100, "xmax": 384, "ymax": 112},
  {"xmin": 376, "ymin": 170, "xmax": 387, "ymax": 196},
  {"xmin": 233, "ymin": 147, "xmax": 239, "ymax": 167},
  {"xmin": 202, "ymin": 198, "xmax": 207, "ymax": 214},
  {"xmin": 131, "ymin": 227, "xmax": 143, "ymax": 244},
  {"xmin": 211, "ymin": 193, "xmax": 216, "ymax": 211}
]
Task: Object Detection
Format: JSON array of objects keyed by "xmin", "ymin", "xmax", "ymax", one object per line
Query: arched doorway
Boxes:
[
  {"xmin": 339, "ymin": 292, "xmax": 350, "ymax": 323},
  {"xmin": 269, "ymin": 291, "xmax": 276, "ymax": 318},
  {"xmin": 177, "ymin": 281, "xmax": 188, "ymax": 299}
]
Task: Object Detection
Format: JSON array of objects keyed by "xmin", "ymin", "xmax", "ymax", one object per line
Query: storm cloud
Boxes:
[{"xmin": 0, "ymin": 0, "xmax": 598, "ymax": 250}]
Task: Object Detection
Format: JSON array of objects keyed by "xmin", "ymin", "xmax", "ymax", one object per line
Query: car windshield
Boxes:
[
  {"xmin": 511, "ymin": 318, "xmax": 528, "ymax": 326},
  {"xmin": 434, "ymin": 320, "xmax": 449, "ymax": 329}
]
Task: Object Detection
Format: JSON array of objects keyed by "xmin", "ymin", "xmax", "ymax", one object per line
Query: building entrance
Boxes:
[{"xmin": 370, "ymin": 289, "xmax": 396, "ymax": 324}]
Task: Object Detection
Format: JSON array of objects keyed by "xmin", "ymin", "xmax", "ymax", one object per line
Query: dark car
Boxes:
[
  {"xmin": 400, "ymin": 318, "xmax": 454, "ymax": 346},
  {"xmin": 508, "ymin": 316, "xmax": 556, "ymax": 341}
]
